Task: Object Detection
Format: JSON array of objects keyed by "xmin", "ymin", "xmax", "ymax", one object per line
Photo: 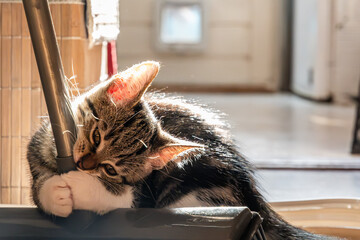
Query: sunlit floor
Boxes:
[
  {"xmin": 258, "ymin": 169, "xmax": 360, "ymax": 202},
  {"xmin": 180, "ymin": 93, "xmax": 360, "ymax": 201}
]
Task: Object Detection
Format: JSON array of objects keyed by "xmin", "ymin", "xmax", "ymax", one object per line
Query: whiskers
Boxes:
[
  {"xmin": 137, "ymin": 139, "xmax": 148, "ymax": 148},
  {"xmin": 62, "ymin": 129, "xmax": 77, "ymax": 143},
  {"xmin": 65, "ymin": 75, "xmax": 81, "ymax": 99},
  {"xmin": 91, "ymin": 112, "xmax": 100, "ymax": 121},
  {"xmin": 99, "ymin": 177, "xmax": 123, "ymax": 195},
  {"xmin": 106, "ymin": 109, "xmax": 143, "ymax": 139},
  {"xmin": 122, "ymin": 110, "xmax": 141, "ymax": 127},
  {"xmin": 157, "ymin": 168, "xmax": 183, "ymax": 182},
  {"xmin": 123, "ymin": 166, "xmax": 156, "ymax": 201},
  {"xmin": 65, "ymin": 61, "xmax": 81, "ymax": 99}
]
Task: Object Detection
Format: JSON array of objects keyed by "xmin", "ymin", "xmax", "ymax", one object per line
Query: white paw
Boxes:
[
  {"xmin": 39, "ymin": 175, "xmax": 73, "ymax": 217},
  {"xmin": 61, "ymin": 171, "xmax": 101, "ymax": 211},
  {"xmin": 61, "ymin": 171, "xmax": 134, "ymax": 214}
]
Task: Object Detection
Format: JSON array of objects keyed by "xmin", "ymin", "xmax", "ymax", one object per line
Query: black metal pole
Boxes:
[
  {"xmin": 23, "ymin": 0, "xmax": 96, "ymax": 229},
  {"xmin": 22, "ymin": 0, "xmax": 76, "ymax": 173}
]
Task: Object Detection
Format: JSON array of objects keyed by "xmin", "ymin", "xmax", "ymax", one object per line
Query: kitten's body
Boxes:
[{"xmin": 27, "ymin": 62, "xmax": 336, "ymax": 240}]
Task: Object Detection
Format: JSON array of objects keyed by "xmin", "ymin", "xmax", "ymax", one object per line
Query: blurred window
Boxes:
[
  {"xmin": 155, "ymin": 0, "xmax": 205, "ymax": 53},
  {"xmin": 160, "ymin": 4, "xmax": 202, "ymax": 44}
]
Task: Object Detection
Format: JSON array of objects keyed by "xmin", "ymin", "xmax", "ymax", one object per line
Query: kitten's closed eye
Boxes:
[{"xmin": 103, "ymin": 164, "xmax": 117, "ymax": 176}]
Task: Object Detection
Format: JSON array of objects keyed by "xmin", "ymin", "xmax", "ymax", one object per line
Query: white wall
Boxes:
[
  {"xmin": 332, "ymin": 0, "xmax": 360, "ymax": 103},
  {"xmin": 117, "ymin": 0, "xmax": 283, "ymax": 91}
]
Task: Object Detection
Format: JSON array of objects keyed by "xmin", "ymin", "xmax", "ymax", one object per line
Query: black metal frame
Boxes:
[{"xmin": 0, "ymin": 207, "xmax": 265, "ymax": 240}]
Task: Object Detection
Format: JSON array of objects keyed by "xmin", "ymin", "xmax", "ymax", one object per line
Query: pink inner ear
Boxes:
[
  {"xmin": 106, "ymin": 61, "xmax": 160, "ymax": 105},
  {"xmin": 107, "ymin": 75, "xmax": 134, "ymax": 102},
  {"xmin": 148, "ymin": 145, "xmax": 201, "ymax": 170}
]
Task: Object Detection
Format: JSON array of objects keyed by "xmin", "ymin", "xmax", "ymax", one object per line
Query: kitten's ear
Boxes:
[
  {"xmin": 106, "ymin": 61, "xmax": 160, "ymax": 106},
  {"xmin": 148, "ymin": 140, "xmax": 204, "ymax": 170}
]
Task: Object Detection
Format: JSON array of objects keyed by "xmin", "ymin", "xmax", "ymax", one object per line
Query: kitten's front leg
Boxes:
[
  {"xmin": 61, "ymin": 171, "xmax": 134, "ymax": 215},
  {"xmin": 38, "ymin": 175, "xmax": 73, "ymax": 217}
]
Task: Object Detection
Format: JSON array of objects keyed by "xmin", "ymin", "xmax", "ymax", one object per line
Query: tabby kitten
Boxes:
[{"xmin": 27, "ymin": 61, "xmax": 335, "ymax": 240}]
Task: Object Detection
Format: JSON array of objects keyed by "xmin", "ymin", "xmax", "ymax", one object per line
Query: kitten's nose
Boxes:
[{"xmin": 76, "ymin": 153, "xmax": 97, "ymax": 170}]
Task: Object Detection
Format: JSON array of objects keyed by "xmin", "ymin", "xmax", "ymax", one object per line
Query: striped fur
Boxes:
[{"xmin": 27, "ymin": 62, "xmax": 338, "ymax": 239}]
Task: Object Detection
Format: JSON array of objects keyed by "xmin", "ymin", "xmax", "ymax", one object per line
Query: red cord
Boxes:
[{"xmin": 107, "ymin": 40, "xmax": 118, "ymax": 77}]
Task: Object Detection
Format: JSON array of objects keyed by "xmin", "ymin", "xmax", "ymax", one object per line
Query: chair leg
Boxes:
[{"xmin": 351, "ymin": 80, "xmax": 360, "ymax": 154}]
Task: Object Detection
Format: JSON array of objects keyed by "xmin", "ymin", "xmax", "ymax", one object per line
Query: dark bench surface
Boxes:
[{"xmin": 0, "ymin": 206, "xmax": 261, "ymax": 240}]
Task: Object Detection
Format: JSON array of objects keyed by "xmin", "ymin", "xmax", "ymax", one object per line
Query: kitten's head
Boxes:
[{"xmin": 72, "ymin": 61, "xmax": 202, "ymax": 190}]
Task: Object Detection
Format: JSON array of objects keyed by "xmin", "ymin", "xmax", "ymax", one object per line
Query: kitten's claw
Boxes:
[{"xmin": 39, "ymin": 175, "xmax": 73, "ymax": 217}]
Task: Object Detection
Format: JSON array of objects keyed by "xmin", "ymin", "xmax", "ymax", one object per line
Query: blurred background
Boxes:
[{"xmin": 0, "ymin": 0, "xmax": 360, "ymax": 208}]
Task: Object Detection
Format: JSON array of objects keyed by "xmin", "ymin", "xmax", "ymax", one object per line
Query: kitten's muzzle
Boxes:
[{"xmin": 76, "ymin": 153, "xmax": 98, "ymax": 170}]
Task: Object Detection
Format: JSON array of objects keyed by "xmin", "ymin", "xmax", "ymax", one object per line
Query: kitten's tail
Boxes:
[
  {"xmin": 262, "ymin": 207, "xmax": 340, "ymax": 240},
  {"xmin": 241, "ymin": 178, "xmax": 340, "ymax": 240},
  {"xmin": 252, "ymin": 196, "xmax": 339, "ymax": 240}
]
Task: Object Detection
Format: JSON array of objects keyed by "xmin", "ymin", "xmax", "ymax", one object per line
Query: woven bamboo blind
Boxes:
[{"xmin": 0, "ymin": 2, "xmax": 102, "ymax": 205}]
